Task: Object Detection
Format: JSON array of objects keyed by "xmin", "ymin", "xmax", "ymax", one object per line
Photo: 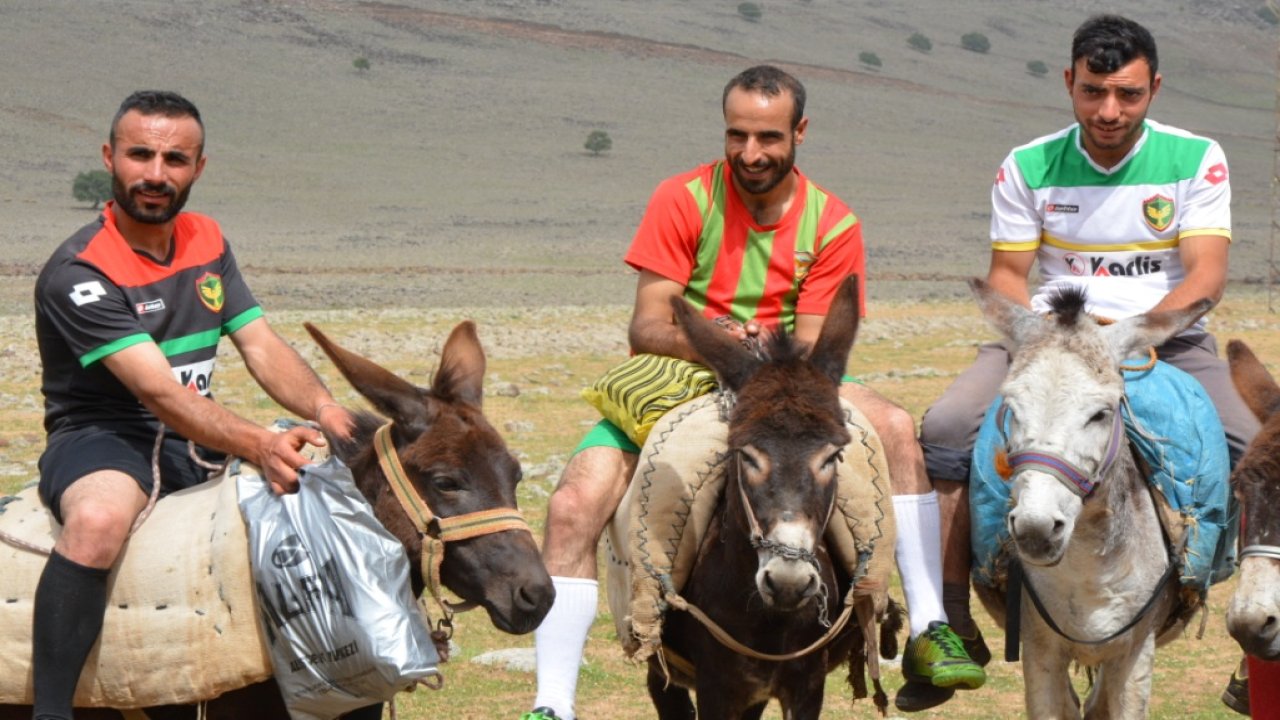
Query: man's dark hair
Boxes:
[
  {"xmin": 1071, "ymin": 15, "xmax": 1158, "ymax": 80},
  {"xmin": 722, "ymin": 65, "xmax": 806, "ymax": 130},
  {"xmin": 109, "ymin": 90, "xmax": 205, "ymax": 153}
]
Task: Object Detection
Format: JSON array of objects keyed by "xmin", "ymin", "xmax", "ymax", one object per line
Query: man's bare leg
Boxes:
[{"xmin": 531, "ymin": 446, "xmax": 636, "ymax": 720}]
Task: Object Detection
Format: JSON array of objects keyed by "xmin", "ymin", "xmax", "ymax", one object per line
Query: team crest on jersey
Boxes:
[
  {"xmin": 794, "ymin": 251, "xmax": 815, "ymax": 281},
  {"xmin": 196, "ymin": 272, "xmax": 224, "ymax": 313},
  {"xmin": 1142, "ymin": 194, "xmax": 1174, "ymax": 232}
]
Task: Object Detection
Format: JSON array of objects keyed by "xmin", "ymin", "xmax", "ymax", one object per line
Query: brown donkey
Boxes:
[
  {"xmin": 2, "ymin": 320, "xmax": 554, "ymax": 719},
  {"xmin": 648, "ymin": 276, "xmax": 874, "ymax": 719}
]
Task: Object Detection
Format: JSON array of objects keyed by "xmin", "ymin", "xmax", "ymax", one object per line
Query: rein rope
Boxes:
[
  {"xmin": 372, "ymin": 422, "xmax": 530, "ymax": 664},
  {"xmin": 0, "ymin": 424, "xmax": 223, "ymax": 556}
]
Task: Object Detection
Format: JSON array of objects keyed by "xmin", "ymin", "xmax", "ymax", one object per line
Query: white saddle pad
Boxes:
[{"xmin": 0, "ymin": 465, "xmax": 272, "ymax": 708}]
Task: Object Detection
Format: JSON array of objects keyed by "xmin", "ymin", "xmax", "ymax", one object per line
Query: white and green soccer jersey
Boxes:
[{"xmin": 991, "ymin": 119, "xmax": 1231, "ymax": 322}]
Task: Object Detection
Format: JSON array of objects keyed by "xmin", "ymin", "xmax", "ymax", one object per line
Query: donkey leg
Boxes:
[
  {"xmin": 1083, "ymin": 634, "xmax": 1156, "ymax": 720},
  {"xmin": 1022, "ymin": 627, "xmax": 1080, "ymax": 720},
  {"xmin": 646, "ymin": 661, "xmax": 694, "ymax": 720},
  {"xmin": 777, "ymin": 670, "xmax": 826, "ymax": 720}
]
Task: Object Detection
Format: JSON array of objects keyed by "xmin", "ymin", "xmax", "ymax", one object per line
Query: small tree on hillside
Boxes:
[
  {"xmin": 961, "ymin": 32, "xmax": 991, "ymax": 54},
  {"xmin": 72, "ymin": 169, "xmax": 111, "ymax": 209},
  {"xmin": 858, "ymin": 51, "xmax": 882, "ymax": 69},
  {"xmin": 1026, "ymin": 60, "xmax": 1049, "ymax": 77},
  {"xmin": 737, "ymin": 2, "xmax": 762, "ymax": 22},
  {"xmin": 353, "ymin": 57, "xmax": 371, "ymax": 73},
  {"xmin": 584, "ymin": 130, "xmax": 612, "ymax": 156},
  {"xmin": 907, "ymin": 32, "xmax": 932, "ymax": 53}
]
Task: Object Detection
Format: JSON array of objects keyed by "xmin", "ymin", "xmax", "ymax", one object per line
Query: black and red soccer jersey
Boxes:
[{"xmin": 35, "ymin": 203, "xmax": 261, "ymax": 435}]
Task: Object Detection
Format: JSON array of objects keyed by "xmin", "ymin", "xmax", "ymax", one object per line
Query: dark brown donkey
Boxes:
[
  {"xmin": 649, "ymin": 276, "xmax": 880, "ymax": 719},
  {"xmin": 1225, "ymin": 340, "xmax": 1280, "ymax": 660},
  {"xmin": 2, "ymin": 320, "xmax": 554, "ymax": 720}
]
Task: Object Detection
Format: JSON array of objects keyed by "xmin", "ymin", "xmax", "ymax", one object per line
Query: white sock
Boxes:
[
  {"xmin": 893, "ymin": 492, "xmax": 947, "ymax": 637},
  {"xmin": 533, "ymin": 576, "xmax": 599, "ymax": 719}
]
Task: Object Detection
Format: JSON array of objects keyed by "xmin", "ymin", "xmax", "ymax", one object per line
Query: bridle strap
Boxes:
[
  {"xmin": 734, "ymin": 452, "xmax": 828, "ymax": 568},
  {"xmin": 1002, "ymin": 401, "xmax": 1124, "ymax": 499},
  {"xmin": 374, "ymin": 422, "xmax": 531, "ymax": 628},
  {"xmin": 1239, "ymin": 545, "xmax": 1280, "ymax": 561}
]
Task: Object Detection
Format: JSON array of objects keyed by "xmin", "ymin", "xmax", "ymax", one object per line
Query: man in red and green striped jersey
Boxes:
[
  {"xmin": 523, "ymin": 65, "xmax": 983, "ymax": 720},
  {"xmin": 30, "ymin": 91, "xmax": 359, "ymax": 720}
]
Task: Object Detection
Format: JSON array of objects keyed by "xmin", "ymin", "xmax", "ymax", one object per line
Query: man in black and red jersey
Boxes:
[{"xmin": 30, "ymin": 91, "xmax": 357, "ymax": 720}]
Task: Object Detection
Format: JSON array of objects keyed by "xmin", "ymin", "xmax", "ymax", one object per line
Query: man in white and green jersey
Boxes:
[{"xmin": 918, "ymin": 15, "xmax": 1260, "ymax": 713}]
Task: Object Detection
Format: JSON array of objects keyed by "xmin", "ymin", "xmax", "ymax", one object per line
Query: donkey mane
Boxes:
[
  {"xmin": 326, "ymin": 409, "xmax": 385, "ymax": 466},
  {"xmin": 1046, "ymin": 286, "xmax": 1089, "ymax": 327},
  {"xmin": 730, "ymin": 329, "xmax": 848, "ymax": 448}
]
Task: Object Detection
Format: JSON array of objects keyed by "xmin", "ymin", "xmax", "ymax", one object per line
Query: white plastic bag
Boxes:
[{"xmin": 238, "ymin": 456, "xmax": 440, "ymax": 720}]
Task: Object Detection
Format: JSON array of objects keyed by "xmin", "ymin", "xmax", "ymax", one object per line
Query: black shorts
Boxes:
[{"xmin": 38, "ymin": 424, "xmax": 226, "ymax": 524}]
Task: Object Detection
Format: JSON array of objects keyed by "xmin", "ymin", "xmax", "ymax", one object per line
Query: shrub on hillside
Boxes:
[
  {"xmin": 353, "ymin": 56, "xmax": 371, "ymax": 73},
  {"xmin": 72, "ymin": 170, "xmax": 111, "ymax": 209},
  {"xmin": 961, "ymin": 32, "xmax": 991, "ymax": 54},
  {"xmin": 1026, "ymin": 60, "xmax": 1049, "ymax": 77},
  {"xmin": 584, "ymin": 130, "xmax": 612, "ymax": 156},
  {"xmin": 737, "ymin": 2, "xmax": 762, "ymax": 22},
  {"xmin": 859, "ymin": 51, "xmax": 882, "ymax": 69},
  {"xmin": 907, "ymin": 32, "xmax": 932, "ymax": 53}
]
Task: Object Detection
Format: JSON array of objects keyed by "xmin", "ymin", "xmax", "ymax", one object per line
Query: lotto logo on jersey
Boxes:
[
  {"xmin": 1204, "ymin": 162, "xmax": 1228, "ymax": 186},
  {"xmin": 136, "ymin": 299, "xmax": 166, "ymax": 315},
  {"xmin": 1141, "ymin": 194, "xmax": 1175, "ymax": 232},
  {"xmin": 69, "ymin": 281, "xmax": 107, "ymax": 307},
  {"xmin": 172, "ymin": 358, "xmax": 216, "ymax": 396},
  {"xmin": 196, "ymin": 272, "xmax": 224, "ymax": 313}
]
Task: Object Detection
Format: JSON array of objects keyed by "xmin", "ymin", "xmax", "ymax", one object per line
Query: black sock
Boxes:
[{"xmin": 32, "ymin": 550, "xmax": 111, "ymax": 720}]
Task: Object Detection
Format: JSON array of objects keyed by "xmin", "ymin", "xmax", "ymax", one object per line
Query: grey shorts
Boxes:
[
  {"xmin": 919, "ymin": 331, "xmax": 1260, "ymax": 483},
  {"xmin": 38, "ymin": 424, "xmax": 224, "ymax": 523}
]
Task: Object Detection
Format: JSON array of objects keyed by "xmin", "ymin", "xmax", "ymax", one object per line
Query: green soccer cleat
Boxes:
[
  {"xmin": 520, "ymin": 709, "xmax": 564, "ymax": 720},
  {"xmin": 902, "ymin": 621, "xmax": 987, "ymax": 690}
]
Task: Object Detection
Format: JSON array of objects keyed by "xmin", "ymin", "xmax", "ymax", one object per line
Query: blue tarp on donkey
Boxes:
[{"xmin": 970, "ymin": 358, "xmax": 1237, "ymax": 596}]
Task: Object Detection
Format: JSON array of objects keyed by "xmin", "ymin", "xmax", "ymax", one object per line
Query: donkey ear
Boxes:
[
  {"xmin": 1100, "ymin": 298, "xmax": 1213, "ymax": 364},
  {"xmin": 970, "ymin": 277, "xmax": 1041, "ymax": 346},
  {"xmin": 670, "ymin": 296, "xmax": 759, "ymax": 392},
  {"xmin": 809, "ymin": 275, "xmax": 860, "ymax": 385},
  {"xmin": 305, "ymin": 323, "xmax": 428, "ymax": 432},
  {"xmin": 434, "ymin": 320, "xmax": 486, "ymax": 408},
  {"xmin": 1228, "ymin": 339, "xmax": 1280, "ymax": 422}
]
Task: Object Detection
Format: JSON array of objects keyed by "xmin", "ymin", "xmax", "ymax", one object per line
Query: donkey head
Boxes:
[
  {"xmin": 673, "ymin": 276, "xmax": 860, "ymax": 611},
  {"xmin": 971, "ymin": 279, "xmax": 1210, "ymax": 566},
  {"xmin": 305, "ymin": 321, "xmax": 554, "ymax": 634},
  {"xmin": 1225, "ymin": 339, "xmax": 1280, "ymax": 659}
]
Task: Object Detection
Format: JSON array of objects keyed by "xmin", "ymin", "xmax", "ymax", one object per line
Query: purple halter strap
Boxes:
[{"xmin": 1002, "ymin": 402, "xmax": 1125, "ymax": 498}]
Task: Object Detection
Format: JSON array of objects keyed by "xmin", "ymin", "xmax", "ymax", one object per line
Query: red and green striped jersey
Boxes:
[
  {"xmin": 35, "ymin": 204, "xmax": 261, "ymax": 435},
  {"xmin": 625, "ymin": 161, "xmax": 864, "ymax": 333}
]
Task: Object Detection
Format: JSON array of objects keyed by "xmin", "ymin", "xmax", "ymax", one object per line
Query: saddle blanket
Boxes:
[
  {"xmin": 605, "ymin": 393, "xmax": 898, "ymax": 663},
  {"xmin": 971, "ymin": 359, "xmax": 1236, "ymax": 594},
  {"xmin": 0, "ymin": 463, "xmax": 273, "ymax": 707}
]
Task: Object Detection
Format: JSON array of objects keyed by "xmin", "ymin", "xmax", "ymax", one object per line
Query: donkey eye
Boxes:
[
  {"xmin": 822, "ymin": 449, "xmax": 844, "ymax": 471},
  {"xmin": 1088, "ymin": 408, "xmax": 1110, "ymax": 425},
  {"xmin": 430, "ymin": 473, "xmax": 465, "ymax": 493}
]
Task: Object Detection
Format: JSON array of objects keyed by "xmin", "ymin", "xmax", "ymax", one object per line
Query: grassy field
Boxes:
[{"xmin": 2, "ymin": 289, "xmax": 1278, "ymax": 718}]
